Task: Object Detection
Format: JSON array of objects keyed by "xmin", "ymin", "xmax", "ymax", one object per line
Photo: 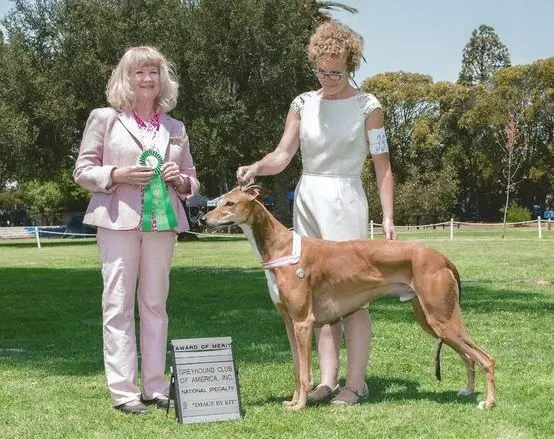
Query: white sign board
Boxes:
[{"xmin": 170, "ymin": 337, "xmax": 242, "ymax": 424}]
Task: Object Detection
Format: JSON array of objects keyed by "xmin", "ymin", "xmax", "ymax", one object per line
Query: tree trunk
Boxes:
[{"xmin": 502, "ymin": 142, "xmax": 513, "ymax": 239}]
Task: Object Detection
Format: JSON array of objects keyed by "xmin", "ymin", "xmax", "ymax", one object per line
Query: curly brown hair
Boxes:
[{"xmin": 307, "ymin": 20, "xmax": 364, "ymax": 73}]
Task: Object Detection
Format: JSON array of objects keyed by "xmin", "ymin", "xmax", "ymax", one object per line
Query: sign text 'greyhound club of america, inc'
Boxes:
[{"xmin": 170, "ymin": 337, "xmax": 242, "ymax": 424}]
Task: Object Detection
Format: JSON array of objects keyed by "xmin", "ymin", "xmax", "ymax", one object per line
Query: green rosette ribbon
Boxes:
[{"xmin": 138, "ymin": 150, "xmax": 178, "ymax": 231}]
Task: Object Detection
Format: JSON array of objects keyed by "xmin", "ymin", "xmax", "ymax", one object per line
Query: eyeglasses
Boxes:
[{"xmin": 313, "ymin": 69, "xmax": 345, "ymax": 81}]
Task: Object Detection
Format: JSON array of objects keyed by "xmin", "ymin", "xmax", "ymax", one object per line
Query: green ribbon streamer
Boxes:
[{"xmin": 139, "ymin": 150, "xmax": 178, "ymax": 232}]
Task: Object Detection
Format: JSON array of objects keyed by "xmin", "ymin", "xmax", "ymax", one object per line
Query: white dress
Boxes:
[{"xmin": 291, "ymin": 91, "xmax": 382, "ymax": 241}]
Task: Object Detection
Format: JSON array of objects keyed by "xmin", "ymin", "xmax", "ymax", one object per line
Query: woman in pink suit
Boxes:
[{"xmin": 74, "ymin": 46, "xmax": 199, "ymax": 415}]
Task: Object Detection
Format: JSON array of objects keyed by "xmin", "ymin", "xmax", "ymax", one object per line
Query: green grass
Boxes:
[{"xmin": 0, "ymin": 233, "xmax": 553, "ymax": 438}]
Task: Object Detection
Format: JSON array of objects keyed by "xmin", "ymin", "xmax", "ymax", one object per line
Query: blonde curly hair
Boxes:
[
  {"xmin": 106, "ymin": 46, "xmax": 179, "ymax": 113},
  {"xmin": 307, "ymin": 21, "xmax": 363, "ymax": 73}
]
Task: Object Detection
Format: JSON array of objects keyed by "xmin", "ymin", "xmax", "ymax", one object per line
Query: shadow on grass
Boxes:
[
  {"xmin": 0, "ymin": 235, "xmax": 245, "ymax": 249},
  {"xmin": 1, "ymin": 264, "xmax": 550, "ymax": 380},
  {"xmin": 259, "ymin": 376, "xmax": 479, "ymax": 407},
  {"xmin": 196, "ymin": 235, "xmax": 247, "ymax": 242}
]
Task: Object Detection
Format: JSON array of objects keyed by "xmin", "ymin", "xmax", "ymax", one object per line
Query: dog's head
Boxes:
[{"xmin": 203, "ymin": 186, "xmax": 262, "ymax": 227}]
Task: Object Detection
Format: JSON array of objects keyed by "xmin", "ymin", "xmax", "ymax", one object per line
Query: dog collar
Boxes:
[{"xmin": 261, "ymin": 232, "xmax": 301, "ymax": 270}]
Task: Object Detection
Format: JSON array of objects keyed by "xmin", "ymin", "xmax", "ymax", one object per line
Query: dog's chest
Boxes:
[{"xmin": 263, "ymin": 270, "xmax": 281, "ymax": 305}]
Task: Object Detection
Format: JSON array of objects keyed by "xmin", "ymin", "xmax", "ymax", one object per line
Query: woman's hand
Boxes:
[
  {"xmin": 235, "ymin": 109, "xmax": 300, "ymax": 187},
  {"xmin": 382, "ymin": 218, "xmax": 397, "ymax": 240},
  {"xmin": 236, "ymin": 163, "xmax": 258, "ymax": 186},
  {"xmin": 161, "ymin": 161, "xmax": 182, "ymax": 186},
  {"xmin": 111, "ymin": 166, "xmax": 153, "ymax": 186},
  {"xmin": 162, "ymin": 161, "xmax": 190, "ymax": 194}
]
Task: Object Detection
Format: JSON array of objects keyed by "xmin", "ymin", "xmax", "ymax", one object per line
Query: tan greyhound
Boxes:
[{"xmin": 203, "ymin": 186, "xmax": 496, "ymax": 410}]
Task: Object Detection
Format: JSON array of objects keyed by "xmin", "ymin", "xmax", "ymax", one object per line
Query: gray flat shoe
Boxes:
[
  {"xmin": 115, "ymin": 400, "xmax": 150, "ymax": 415},
  {"xmin": 330, "ymin": 383, "xmax": 369, "ymax": 406},
  {"xmin": 307, "ymin": 384, "xmax": 340, "ymax": 404},
  {"xmin": 141, "ymin": 396, "xmax": 174, "ymax": 410}
]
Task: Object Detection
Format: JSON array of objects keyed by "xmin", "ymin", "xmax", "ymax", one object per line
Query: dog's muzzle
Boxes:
[{"xmin": 202, "ymin": 215, "xmax": 235, "ymax": 228}]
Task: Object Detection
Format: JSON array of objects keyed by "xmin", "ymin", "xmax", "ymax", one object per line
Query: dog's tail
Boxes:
[
  {"xmin": 435, "ymin": 260, "xmax": 461, "ymax": 381},
  {"xmin": 434, "ymin": 339, "xmax": 443, "ymax": 381}
]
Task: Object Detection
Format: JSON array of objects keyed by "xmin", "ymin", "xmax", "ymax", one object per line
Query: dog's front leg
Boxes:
[
  {"xmin": 281, "ymin": 312, "xmax": 300, "ymax": 408},
  {"xmin": 286, "ymin": 319, "xmax": 312, "ymax": 410}
]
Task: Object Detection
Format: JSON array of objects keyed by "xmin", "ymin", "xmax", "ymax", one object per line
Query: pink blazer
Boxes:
[{"xmin": 74, "ymin": 108, "xmax": 199, "ymax": 233}]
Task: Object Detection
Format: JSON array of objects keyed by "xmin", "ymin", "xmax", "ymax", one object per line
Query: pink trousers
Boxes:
[{"xmin": 96, "ymin": 227, "xmax": 176, "ymax": 406}]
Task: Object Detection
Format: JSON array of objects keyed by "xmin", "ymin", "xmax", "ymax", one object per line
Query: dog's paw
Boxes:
[
  {"xmin": 457, "ymin": 387, "xmax": 474, "ymax": 397},
  {"xmin": 478, "ymin": 399, "xmax": 496, "ymax": 410},
  {"xmin": 284, "ymin": 402, "xmax": 305, "ymax": 411},
  {"xmin": 283, "ymin": 397, "xmax": 306, "ymax": 411}
]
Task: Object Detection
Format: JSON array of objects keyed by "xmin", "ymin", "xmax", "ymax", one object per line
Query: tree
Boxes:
[
  {"xmin": 454, "ymin": 60, "xmax": 553, "ymax": 222},
  {"xmin": 0, "ymin": 0, "xmax": 192, "ymax": 182},
  {"xmin": 487, "ymin": 62, "xmax": 552, "ymax": 228},
  {"xmin": 0, "ymin": 30, "xmax": 41, "ymax": 183},
  {"xmin": 458, "ymin": 24, "xmax": 511, "ymax": 85},
  {"xmin": 0, "ymin": 186, "xmax": 30, "ymax": 226},
  {"xmin": 362, "ymin": 72, "xmax": 437, "ymax": 182},
  {"xmin": 497, "ymin": 112, "xmax": 528, "ymax": 236},
  {"xmin": 4, "ymin": 1, "xmax": 549, "ymax": 226},
  {"xmin": 434, "ymin": 81, "xmax": 491, "ymax": 219},
  {"xmin": 520, "ymin": 58, "xmax": 554, "ymax": 206},
  {"xmin": 21, "ymin": 179, "xmax": 65, "ymax": 225},
  {"xmin": 1, "ymin": 0, "xmax": 339, "ymax": 224},
  {"xmin": 179, "ymin": 0, "xmax": 331, "ymax": 223},
  {"xmin": 361, "ymin": 72, "xmax": 459, "ymax": 224}
]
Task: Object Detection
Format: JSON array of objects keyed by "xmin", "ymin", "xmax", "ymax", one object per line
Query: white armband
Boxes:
[{"xmin": 368, "ymin": 127, "xmax": 389, "ymax": 154}]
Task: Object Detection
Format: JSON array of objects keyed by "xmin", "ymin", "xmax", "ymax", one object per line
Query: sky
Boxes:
[
  {"xmin": 1, "ymin": 0, "xmax": 553, "ymax": 83},
  {"xmin": 330, "ymin": 0, "xmax": 554, "ymax": 83}
]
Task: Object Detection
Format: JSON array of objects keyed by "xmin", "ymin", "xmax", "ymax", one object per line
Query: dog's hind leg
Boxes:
[
  {"xmin": 411, "ymin": 297, "xmax": 438, "ymax": 338},
  {"xmin": 412, "ymin": 298, "xmax": 476, "ymax": 389},
  {"xmin": 422, "ymin": 308, "xmax": 495, "ymax": 408},
  {"xmin": 414, "ymin": 269, "xmax": 496, "ymax": 409},
  {"xmin": 456, "ymin": 354, "xmax": 476, "ymax": 398},
  {"xmin": 439, "ymin": 329, "xmax": 495, "ymax": 409}
]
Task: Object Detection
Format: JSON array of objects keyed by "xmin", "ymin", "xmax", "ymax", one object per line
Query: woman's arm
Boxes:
[
  {"xmin": 74, "ymin": 108, "xmax": 153, "ymax": 191},
  {"xmin": 162, "ymin": 121, "xmax": 199, "ymax": 198},
  {"xmin": 366, "ymin": 108, "xmax": 396, "ymax": 240},
  {"xmin": 236, "ymin": 109, "xmax": 301, "ymax": 185}
]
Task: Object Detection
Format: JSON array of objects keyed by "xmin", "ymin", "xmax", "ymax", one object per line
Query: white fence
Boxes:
[
  {"xmin": 0, "ymin": 226, "xmax": 96, "ymax": 248},
  {"xmin": 1, "ymin": 217, "xmax": 551, "ymax": 248},
  {"xmin": 370, "ymin": 217, "xmax": 551, "ymax": 239}
]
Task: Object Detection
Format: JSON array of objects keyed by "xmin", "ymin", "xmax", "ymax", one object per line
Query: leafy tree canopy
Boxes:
[{"xmin": 458, "ymin": 24, "xmax": 511, "ymax": 85}]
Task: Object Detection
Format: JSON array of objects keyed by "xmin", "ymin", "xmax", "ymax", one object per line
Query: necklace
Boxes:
[{"xmin": 132, "ymin": 109, "xmax": 160, "ymax": 150}]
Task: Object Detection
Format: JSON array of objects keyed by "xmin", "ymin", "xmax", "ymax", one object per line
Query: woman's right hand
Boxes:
[
  {"xmin": 235, "ymin": 109, "xmax": 300, "ymax": 187},
  {"xmin": 111, "ymin": 166, "xmax": 154, "ymax": 186},
  {"xmin": 236, "ymin": 163, "xmax": 258, "ymax": 186}
]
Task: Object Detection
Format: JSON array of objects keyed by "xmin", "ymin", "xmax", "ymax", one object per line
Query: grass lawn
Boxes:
[{"xmin": 0, "ymin": 232, "xmax": 553, "ymax": 438}]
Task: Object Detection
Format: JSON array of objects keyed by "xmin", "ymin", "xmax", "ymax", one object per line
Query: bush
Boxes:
[
  {"xmin": 505, "ymin": 201, "xmax": 532, "ymax": 223},
  {"xmin": 362, "ymin": 163, "xmax": 459, "ymax": 225}
]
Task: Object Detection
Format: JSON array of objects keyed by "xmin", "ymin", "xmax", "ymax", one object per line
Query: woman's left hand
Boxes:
[
  {"xmin": 382, "ymin": 218, "xmax": 397, "ymax": 240},
  {"xmin": 161, "ymin": 161, "xmax": 182, "ymax": 186}
]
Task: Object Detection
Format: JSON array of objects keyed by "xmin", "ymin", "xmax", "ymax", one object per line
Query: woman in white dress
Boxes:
[{"xmin": 236, "ymin": 21, "xmax": 396, "ymax": 405}]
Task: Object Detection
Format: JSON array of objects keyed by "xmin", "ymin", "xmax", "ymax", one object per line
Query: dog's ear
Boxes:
[{"xmin": 242, "ymin": 185, "xmax": 262, "ymax": 200}]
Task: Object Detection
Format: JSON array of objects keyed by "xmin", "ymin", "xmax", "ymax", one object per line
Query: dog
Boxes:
[{"xmin": 203, "ymin": 186, "xmax": 496, "ymax": 410}]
